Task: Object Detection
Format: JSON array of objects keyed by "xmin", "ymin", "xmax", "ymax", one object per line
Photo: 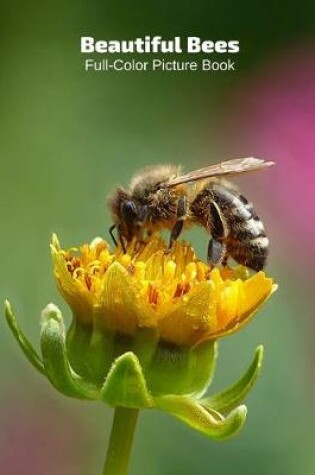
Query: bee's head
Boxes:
[{"xmin": 108, "ymin": 187, "xmax": 146, "ymax": 241}]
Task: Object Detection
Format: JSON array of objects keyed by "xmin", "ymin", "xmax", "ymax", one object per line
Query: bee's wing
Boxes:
[{"xmin": 168, "ymin": 157, "xmax": 274, "ymax": 187}]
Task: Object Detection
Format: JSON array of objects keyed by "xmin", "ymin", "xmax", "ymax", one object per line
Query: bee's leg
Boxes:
[
  {"xmin": 207, "ymin": 240, "xmax": 229, "ymax": 266},
  {"xmin": 109, "ymin": 224, "xmax": 118, "ymax": 247},
  {"xmin": 221, "ymin": 253, "xmax": 229, "ymax": 267},
  {"xmin": 168, "ymin": 195, "xmax": 187, "ymax": 249},
  {"xmin": 207, "ymin": 201, "xmax": 228, "ymax": 266},
  {"xmin": 118, "ymin": 226, "xmax": 127, "ymax": 253},
  {"xmin": 207, "ymin": 239, "xmax": 224, "ymax": 266},
  {"xmin": 169, "ymin": 222, "xmax": 184, "ymax": 249}
]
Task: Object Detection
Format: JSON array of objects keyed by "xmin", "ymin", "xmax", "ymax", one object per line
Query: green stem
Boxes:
[{"xmin": 103, "ymin": 407, "xmax": 139, "ymax": 475}]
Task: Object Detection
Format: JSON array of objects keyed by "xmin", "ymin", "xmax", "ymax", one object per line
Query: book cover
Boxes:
[{"xmin": 1, "ymin": 3, "xmax": 314, "ymax": 474}]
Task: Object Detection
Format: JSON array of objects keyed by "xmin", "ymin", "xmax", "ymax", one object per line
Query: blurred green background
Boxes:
[{"xmin": 1, "ymin": 2, "xmax": 315, "ymax": 474}]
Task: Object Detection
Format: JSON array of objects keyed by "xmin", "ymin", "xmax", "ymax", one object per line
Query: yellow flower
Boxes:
[
  {"xmin": 5, "ymin": 232, "xmax": 277, "ymax": 442},
  {"xmin": 51, "ymin": 234, "xmax": 276, "ymax": 347}
]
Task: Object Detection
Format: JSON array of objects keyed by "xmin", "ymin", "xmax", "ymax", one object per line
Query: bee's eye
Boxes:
[{"xmin": 121, "ymin": 201, "xmax": 138, "ymax": 223}]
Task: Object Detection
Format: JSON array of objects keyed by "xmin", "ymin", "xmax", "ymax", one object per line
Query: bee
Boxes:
[{"xmin": 108, "ymin": 157, "xmax": 274, "ymax": 271}]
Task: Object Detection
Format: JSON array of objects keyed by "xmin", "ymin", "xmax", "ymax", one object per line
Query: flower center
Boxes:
[{"xmin": 61, "ymin": 238, "xmax": 214, "ymax": 308}]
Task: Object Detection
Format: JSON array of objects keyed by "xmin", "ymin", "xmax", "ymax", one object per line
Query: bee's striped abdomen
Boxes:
[{"xmin": 191, "ymin": 183, "xmax": 269, "ymax": 271}]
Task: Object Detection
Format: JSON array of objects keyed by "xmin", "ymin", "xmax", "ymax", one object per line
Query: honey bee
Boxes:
[{"xmin": 108, "ymin": 157, "xmax": 274, "ymax": 271}]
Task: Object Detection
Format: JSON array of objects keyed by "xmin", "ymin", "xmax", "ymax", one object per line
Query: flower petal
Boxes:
[
  {"xmin": 101, "ymin": 262, "xmax": 156, "ymax": 335},
  {"xmin": 159, "ymin": 282, "xmax": 216, "ymax": 346},
  {"xmin": 51, "ymin": 244, "xmax": 94, "ymax": 324},
  {"xmin": 211, "ymin": 272, "xmax": 276, "ymax": 339},
  {"xmin": 100, "ymin": 262, "xmax": 153, "ymax": 333}
]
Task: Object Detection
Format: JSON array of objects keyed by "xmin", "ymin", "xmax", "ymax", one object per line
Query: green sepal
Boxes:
[
  {"xmin": 145, "ymin": 339, "xmax": 217, "ymax": 397},
  {"xmin": 187, "ymin": 339, "xmax": 218, "ymax": 398},
  {"xmin": 156, "ymin": 394, "xmax": 247, "ymax": 440},
  {"xmin": 101, "ymin": 352, "xmax": 154, "ymax": 408},
  {"xmin": 201, "ymin": 345, "xmax": 264, "ymax": 414},
  {"xmin": 4, "ymin": 300, "xmax": 45, "ymax": 376},
  {"xmin": 40, "ymin": 304, "xmax": 99, "ymax": 400},
  {"xmin": 66, "ymin": 318, "xmax": 95, "ymax": 381},
  {"xmin": 66, "ymin": 317, "xmax": 115, "ymax": 387}
]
